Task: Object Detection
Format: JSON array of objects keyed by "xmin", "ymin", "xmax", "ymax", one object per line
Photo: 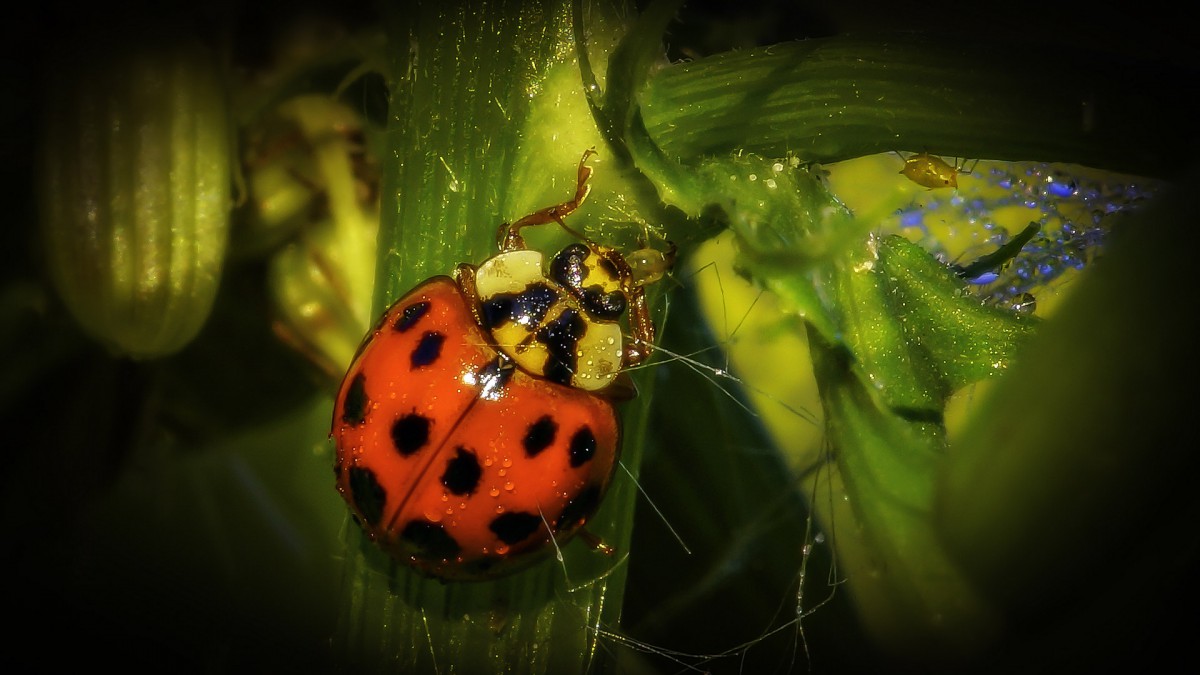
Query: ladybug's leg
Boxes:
[
  {"xmin": 454, "ymin": 263, "xmax": 487, "ymax": 326},
  {"xmin": 576, "ymin": 527, "xmax": 616, "ymax": 556},
  {"xmin": 623, "ymin": 286, "xmax": 655, "ymax": 367},
  {"xmin": 621, "ymin": 241, "xmax": 674, "ymax": 368},
  {"xmin": 497, "ymin": 147, "xmax": 596, "ymax": 251}
]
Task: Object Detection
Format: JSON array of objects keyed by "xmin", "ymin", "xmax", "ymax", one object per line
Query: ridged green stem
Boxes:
[{"xmin": 334, "ymin": 2, "xmax": 645, "ymax": 673}]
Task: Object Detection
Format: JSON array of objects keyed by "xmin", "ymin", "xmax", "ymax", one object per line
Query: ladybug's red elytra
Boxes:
[{"xmin": 331, "ymin": 149, "xmax": 672, "ymax": 581}]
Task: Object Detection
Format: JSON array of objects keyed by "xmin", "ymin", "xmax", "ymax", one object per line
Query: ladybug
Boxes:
[{"xmin": 330, "ymin": 149, "xmax": 673, "ymax": 581}]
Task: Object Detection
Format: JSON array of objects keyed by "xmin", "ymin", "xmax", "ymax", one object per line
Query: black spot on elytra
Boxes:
[
  {"xmin": 481, "ymin": 283, "xmax": 558, "ymax": 330},
  {"xmin": 441, "ymin": 447, "xmax": 482, "ymax": 496},
  {"xmin": 555, "ymin": 483, "xmax": 602, "ymax": 532},
  {"xmin": 394, "ymin": 301, "xmax": 431, "ymax": 332},
  {"xmin": 457, "ymin": 556, "xmax": 505, "ymax": 578},
  {"xmin": 392, "ymin": 413, "xmax": 431, "ymax": 456},
  {"xmin": 536, "ymin": 309, "xmax": 587, "ymax": 386},
  {"xmin": 568, "ymin": 426, "xmax": 597, "ymax": 468},
  {"xmin": 341, "ymin": 372, "xmax": 368, "ymax": 425},
  {"xmin": 401, "ymin": 520, "xmax": 461, "ymax": 560},
  {"xmin": 347, "ymin": 467, "xmax": 387, "ymax": 527},
  {"xmin": 523, "ymin": 416, "xmax": 557, "ymax": 457},
  {"xmin": 489, "ymin": 511, "xmax": 542, "ymax": 545},
  {"xmin": 411, "ymin": 331, "xmax": 445, "ymax": 368}
]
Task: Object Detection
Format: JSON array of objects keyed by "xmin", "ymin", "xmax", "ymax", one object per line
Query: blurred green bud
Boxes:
[
  {"xmin": 235, "ymin": 96, "xmax": 376, "ymax": 257},
  {"xmin": 37, "ymin": 39, "xmax": 232, "ymax": 360},
  {"xmin": 269, "ymin": 214, "xmax": 376, "ymax": 387},
  {"xmin": 258, "ymin": 96, "xmax": 379, "ymax": 385}
]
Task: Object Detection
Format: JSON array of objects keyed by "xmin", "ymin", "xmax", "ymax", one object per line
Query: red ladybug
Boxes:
[{"xmin": 331, "ymin": 150, "xmax": 673, "ymax": 580}]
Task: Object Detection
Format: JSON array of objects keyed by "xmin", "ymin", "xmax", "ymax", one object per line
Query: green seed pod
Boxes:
[{"xmin": 37, "ymin": 38, "xmax": 232, "ymax": 360}]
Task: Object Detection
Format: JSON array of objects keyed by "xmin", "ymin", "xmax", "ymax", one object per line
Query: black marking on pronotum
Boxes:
[
  {"xmin": 392, "ymin": 412, "xmax": 432, "ymax": 456},
  {"xmin": 481, "ymin": 283, "xmax": 558, "ymax": 330},
  {"xmin": 394, "ymin": 301, "xmax": 431, "ymax": 332},
  {"xmin": 341, "ymin": 372, "xmax": 368, "ymax": 425},
  {"xmin": 441, "ymin": 447, "xmax": 483, "ymax": 496},
  {"xmin": 550, "ymin": 243, "xmax": 625, "ymax": 320},
  {"xmin": 550, "ymin": 243, "xmax": 589, "ymax": 289},
  {"xmin": 536, "ymin": 309, "xmax": 587, "ymax": 386},
  {"xmin": 567, "ymin": 426, "xmax": 597, "ymax": 468},
  {"xmin": 401, "ymin": 520, "xmax": 461, "ymax": 560},
  {"xmin": 411, "ymin": 331, "xmax": 445, "ymax": 368},
  {"xmin": 555, "ymin": 483, "xmax": 602, "ymax": 532},
  {"xmin": 489, "ymin": 511, "xmax": 542, "ymax": 545},
  {"xmin": 347, "ymin": 466, "xmax": 387, "ymax": 527},
  {"xmin": 577, "ymin": 285, "xmax": 626, "ymax": 321},
  {"xmin": 523, "ymin": 415, "xmax": 557, "ymax": 457}
]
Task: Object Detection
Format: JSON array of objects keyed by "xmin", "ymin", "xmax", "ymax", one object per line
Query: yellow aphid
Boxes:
[{"xmin": 898, "ymin": 152, "xmax": 976, "ymax": 190}]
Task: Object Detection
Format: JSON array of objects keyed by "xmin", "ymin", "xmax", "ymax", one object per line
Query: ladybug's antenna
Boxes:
[{"xmin": 498, "ymin": 147, "xmax": 596, "ymax": 251}]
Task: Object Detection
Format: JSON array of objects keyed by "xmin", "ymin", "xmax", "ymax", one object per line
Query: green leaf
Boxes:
[
  {"xmin": 876, "ymin": 234, "xmax": 1041, "ymax": 395},
  {"xmin": 936, "ymin": 170, "xmax": 1200, "ymax": 632},
  {"xmin": 637, "ymin": 33, "xmax": 1193, "ymax": 177}
]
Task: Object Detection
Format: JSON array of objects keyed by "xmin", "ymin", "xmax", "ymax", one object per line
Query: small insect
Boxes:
[
  {"xmin": 897, "ymin": 151, "xmax": 978, "ymax": 190},
  {"xmin": 330, "ymin": 149, "xmax": 673, "ymax": 581}
]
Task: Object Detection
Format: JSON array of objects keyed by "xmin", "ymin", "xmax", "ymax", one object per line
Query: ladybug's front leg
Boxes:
[
  {"xmin": 454, "ymin": 263, "xmax": 485, "ymax": 326},
  {"xmin": 497, "ymin": 147, "xmax": 596, "ymax": 251},
  {"xmin": 621, "ymin": 241, "xmax": 674, "ymax": 368},
  {"xmin": 623, "ymin": 287, "xmax": 655, "ymax": 368}
]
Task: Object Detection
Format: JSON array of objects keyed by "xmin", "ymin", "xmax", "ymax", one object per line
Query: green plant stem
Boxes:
[{"xmin": 334, "ymin": 2, "xmax": 645, "ymax": 673}]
